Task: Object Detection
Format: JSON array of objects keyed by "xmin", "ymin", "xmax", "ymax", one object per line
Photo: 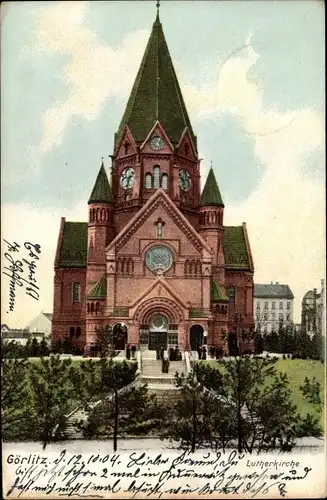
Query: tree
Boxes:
[
  {"xmin": 39, "ymin": 338, "xmax": 50, "ymax": 357},
  {"xmin": 1, "ymin": 357, "xmax": 35, "ymax": 440},
  {"xmin": 28, "ymin": 355, "xmax": 77, "ymax": 449},
  {"xmin": 86, "ymin": 383, "xmax": 163, "ymax": 445},
  {"xmin": 72, "ymin": 358, "xmax": 139, "ymax": 451},
  {"xmin": 30, "ymin": 337, "xmax": 40, "ymax": 357},
  {"xmin": 195, "ymin": 357, "xmax": 299, "ymax": 453},
  {"xmin": 300, "ymin": 376, "xmax": 322, "ymax": 410},
  {"xmin": 95, "ymin": 324, "xmax": 117, "ymax": 358},
  {"xmin": 162, "ymin": 371, "xmax": 213, "ymax": 452}
]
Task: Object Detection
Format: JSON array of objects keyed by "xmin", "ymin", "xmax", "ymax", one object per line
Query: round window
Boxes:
[
  {"xmin": 145, "ymin": 246, "xmax": 173, "ymax": 273},
  {"xmin": 150, "ymin": 314, "xmax": 168, "ymax": 331}
]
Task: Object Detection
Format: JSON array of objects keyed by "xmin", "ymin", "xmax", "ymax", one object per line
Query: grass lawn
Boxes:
[{"xmin": 196, "ymin": 358, "xmax": 325, "ymax": 428}]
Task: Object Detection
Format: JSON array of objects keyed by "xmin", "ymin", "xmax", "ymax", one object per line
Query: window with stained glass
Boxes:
[{"xmin": 145, "ymin": 246, "xmax": 173, "ymax": 273}]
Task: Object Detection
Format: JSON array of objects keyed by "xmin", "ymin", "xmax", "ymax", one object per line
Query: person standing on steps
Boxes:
[
  {"xmin": 126, "ymin": 344, "xmax": 131, "ymax": 360},
  {"xmin": 197, "ymin": 342, "xmax": 201, "ymax": 360},
  {"xmin": 156, "ymin": 343, "xmax": 160, "ymax": 360},
  {"xmin": 160, "ymin": 346, "xmax": 164, "ymax": 361}
]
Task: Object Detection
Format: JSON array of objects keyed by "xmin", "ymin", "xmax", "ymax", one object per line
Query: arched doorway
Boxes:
[
  {"xmin": 113, "ymin": 323, "xmax": 127, "ymax": 350},
  {"xmin": 148, "ymin": 314, "xmax": 168, "ymax": 350},
  {"xmin": 228, "ymin": 331, "xmax": 239, "ymax": 356},
  {"xmin": 190, "ymin": 325, "xmax": 204, "ymax": 351}
]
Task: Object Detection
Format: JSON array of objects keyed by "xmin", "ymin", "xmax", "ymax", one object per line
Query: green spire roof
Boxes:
[
  {"xmin": 201, "ymin": 168, "xmax": 224, "ymax": 207},
  {"xmin": 211, "ymin": 281, "xmax": 229, "ymax": 302},
  {"xmin": 88, "ymin": 163, "xmax": 113, "ymax": 204},
  {"xmin": 88, "ymin": 276, "xmax": 107, "ymax": 299},
  {"xmin": 115, "ymin": 14, "xmax": 196, "ymax": 149}
]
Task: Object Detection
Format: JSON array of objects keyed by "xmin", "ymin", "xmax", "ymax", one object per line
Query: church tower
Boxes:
[
  {"xmin": 112, "ymin": 10, "xmax": 201, "ymax": 232},
  {"xmin": 52, "ymin": 3, "xmax": 255, "ymax": 357}
]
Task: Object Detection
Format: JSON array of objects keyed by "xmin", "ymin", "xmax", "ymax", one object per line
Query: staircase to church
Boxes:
[
  {"xmin": 64, "ymin": 350, "xmax": 190, "ymax": 439},
  {"xmin": 140, "ymin": 349, "xmax": 187, "ymax": 403}
]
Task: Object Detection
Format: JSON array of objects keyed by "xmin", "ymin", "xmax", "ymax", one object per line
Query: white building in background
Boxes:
[
  {"xmin": 26, "ymin": 311, "xmax": 52, "ymax": 336},
  {"xmin": 254, "ymin": 282, "xmax": 294, "ymax": 334},
  {"xmin": 301, "ymin": 279, "xmax": 325, "ymax": 337}
]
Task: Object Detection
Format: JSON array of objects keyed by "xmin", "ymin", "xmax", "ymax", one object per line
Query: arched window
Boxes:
[
  {"xmin": 153, "ymin": 166, "xmax": 160, "ymax": 189},
  {"xmin": 95, "ymin": 302, "xmax": 100, "ymax": 313},
  {"xmin": 76, "ymin": 327, "xmax": 81, "ymax": 338},
  {"xmin": 91, "ymin": 303, "xmax": 95, "ymax": 314},
  {"xmin": 72, "ymin": 282, "xmax": 81, "ymax": 303},
  {"xmin": 228, "ymin": 286, "xmax": 236, "ymax": 305},
  {"xmin": 145, "ymin": 173, "xmax": 152, "ymax": 189},
  {"xmin": 69, "ymin": 327, "xmax": 75, "ymax": 339},
  {"xmin": 161, "ymin": 174, "xmax": 168, "ymax": 190}
]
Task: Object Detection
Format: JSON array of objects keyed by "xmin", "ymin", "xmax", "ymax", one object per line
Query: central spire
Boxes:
[
  {"xmin": 156, "ymin": 0, "xmax": 160, "ymax": 22},
  {"xmin": 115, "ymin": 5, "xmax": 196, "ymax": 150}
]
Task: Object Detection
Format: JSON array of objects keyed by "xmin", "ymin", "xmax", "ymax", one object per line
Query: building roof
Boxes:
[
  {"xmin": 88, "ymin": 276, "xmax": 107, "ymax": 299},
  {"xmin": 211, "ymin": 281, "xmax": 229, "ymax": 301},
  {"xmin": 58, "ymin": 222, "xmax": 88, "ymax": 267},
  {"xmin": 303, "ymin": 289, "xmax": 321, "ymax": 300},
  {"xmin": 254, "ymin": 283, "xmax": 294, "ymax": 299},
  {"xmin": 56, "ymin": 220, "xmax": 252, "ymax": 270},
  {"xmin": 88, "ymin": 163, "xmax": 113, "ymax": 204},
  {"xmin": 1, "ymin": 324, "xmax": 10, "ymax": 330},
  {"xmin": 43, "ymin": 313, "xmax": 53, "ymax": 321},
  {"xmin": 115, "ymin": 14, "xmax": 196, "ymax": 149},
  {"xmin": 223, "ymin": 226, "xmax": 252, "ymax": 270},
  {"xmin": 201, "ymin": 168, "xmax": 224, "ymax": 207}
]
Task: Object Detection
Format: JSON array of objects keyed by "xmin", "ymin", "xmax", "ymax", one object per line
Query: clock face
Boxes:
[
  {"xmin": 120, "ymin": 167, "xmax": 135, "ymax": 190},
  {"xmin": 179, "ymin": 169, "xmax": 192, "ymax": 191},
  {"xmin": 150, "ymin": 136, "xmax": 166, "ymax": 151}
]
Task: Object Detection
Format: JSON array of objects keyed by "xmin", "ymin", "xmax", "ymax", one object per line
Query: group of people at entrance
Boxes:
[
  {"xmin": 125, "ymin": 344, "xmax": 136, "ymax": 359},
  {"xmin": 197, "ymin": 344, "xmax": 207, "ymax": 360}
]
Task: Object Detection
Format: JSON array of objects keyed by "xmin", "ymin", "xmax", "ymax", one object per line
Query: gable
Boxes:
[
  {"xmin": 176, "ymin": 128, "xmax": 197, "ymax": 161},
  {"xmin": 115, "ymin": 125, "xmax": 138, "ymax": 158},
  {"xmin": 140, "ymin": 121, "xmax": 174, "ymax": 154},
  {"xmin": 130, "ymin": 278, "xmax": 188, "ymax": 311},
  {"xmin": 107, "ymin": 189, "xmax": 212, "ymax": 257}
]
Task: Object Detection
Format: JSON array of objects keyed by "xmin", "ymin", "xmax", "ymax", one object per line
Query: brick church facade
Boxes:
[{"xmin": 52, "ymin": 10, "xmax": 255, "ymax": 356}]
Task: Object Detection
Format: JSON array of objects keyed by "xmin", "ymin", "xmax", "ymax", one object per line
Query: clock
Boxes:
[
  {"xmin": 120, "ymin": 167, "xmax": 135, "ymax": 190},
  {"xmin": 150, "ymin": 136, "xmax": 166, "ymax": 151},
  {"xmin": 179, "ymin": 169, "xmax": 191, "ymax": 191}
]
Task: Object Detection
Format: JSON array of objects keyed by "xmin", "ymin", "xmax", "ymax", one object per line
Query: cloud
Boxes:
[
  {"xmin": 182, "ymin": 36, "xmax": 325, "ymax": 320},
  {"xmin": 31, "ymin": 1, "xmax": 149, "ymax": 153}
]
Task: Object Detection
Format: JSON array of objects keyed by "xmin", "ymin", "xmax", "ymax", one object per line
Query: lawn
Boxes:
[{"xmin": 196, "ymin": 357, "xmax": 325, "ymax": 427}]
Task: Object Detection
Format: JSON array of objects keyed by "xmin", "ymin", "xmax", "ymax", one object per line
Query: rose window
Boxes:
[{"xmin": 145, "ymin": 246, "xmax": 173, "ymax": 273}]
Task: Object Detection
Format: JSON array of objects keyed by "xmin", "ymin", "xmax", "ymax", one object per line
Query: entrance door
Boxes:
[
  {"xmin": 190, "ymin": 325, "xmax": 204, "ymax": 351},
  {"xmin": 149, "ymin": 331, "xmax": 167, "ymax": 350},
  {"xmin": 113, "ymin": 324, "xmax": 127, "ymax": 350}
]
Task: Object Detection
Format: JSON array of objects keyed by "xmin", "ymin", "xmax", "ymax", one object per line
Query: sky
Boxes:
[{"xmin": 1, "ymin": 0, "xmax": 325, "ymax": 328}]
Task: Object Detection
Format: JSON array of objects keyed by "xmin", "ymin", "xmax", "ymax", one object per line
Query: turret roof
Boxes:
[
  {"xmin": 115, "ymin": 14, "xmax": 196, "ymax": 149},
  {"xmin": 88, "ymin": 163, "xmax": 113, "ymax": 204},
  {"xmin": 201, "ymin": 168, "xmax": 224, "ymax": 207}
]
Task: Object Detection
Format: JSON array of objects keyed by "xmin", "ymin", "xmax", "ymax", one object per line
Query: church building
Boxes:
[{"xmin": 52, "ymin": 8, "xmax": 255, "ymax": 356}]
